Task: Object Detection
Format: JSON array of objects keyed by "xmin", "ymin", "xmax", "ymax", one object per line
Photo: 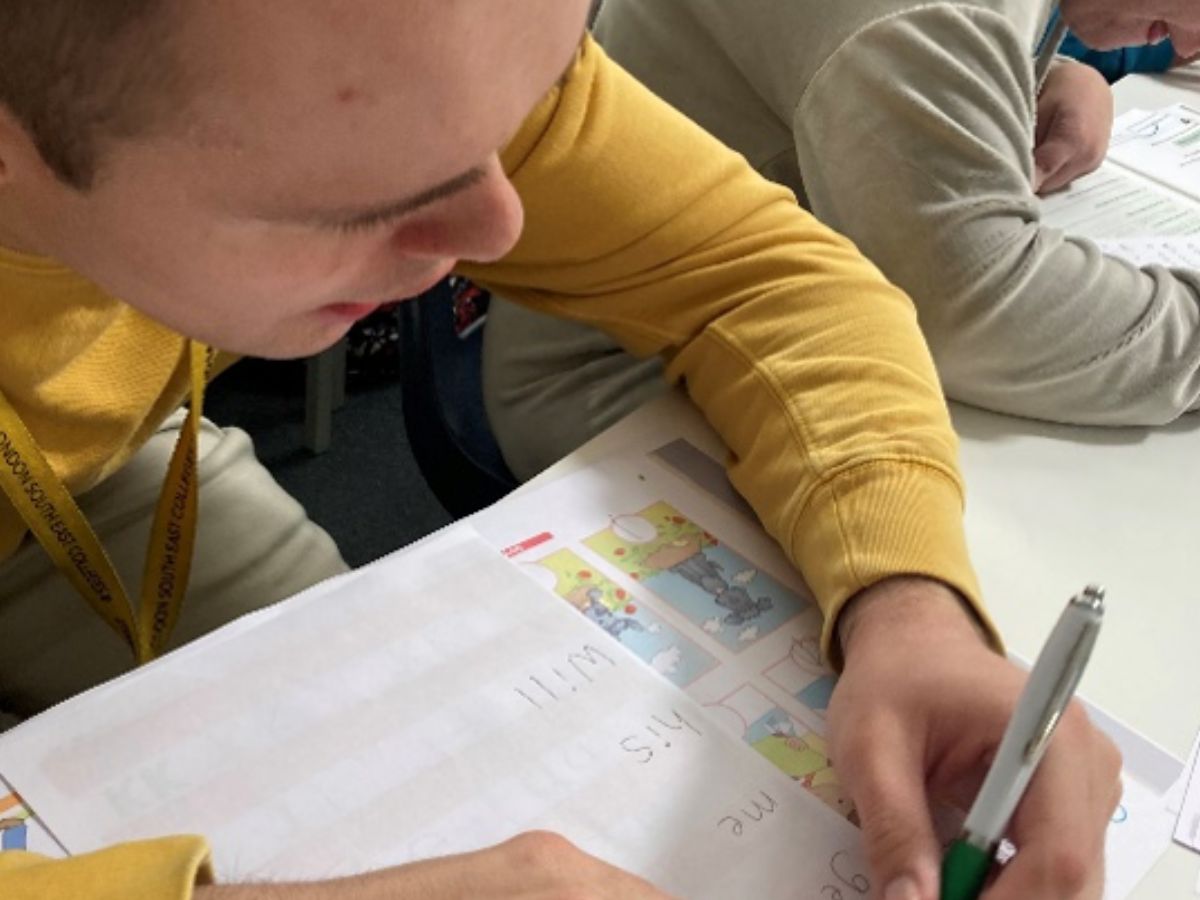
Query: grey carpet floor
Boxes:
[{"xmin": 205, "ymin": 358, "xmax": 451, "ymax": 569}]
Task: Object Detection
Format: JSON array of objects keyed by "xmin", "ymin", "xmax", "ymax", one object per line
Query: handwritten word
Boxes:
[
  {"xmin": 514, "ymin": 644, "xmax": 617, "ymax": 709},
  {"xmin": 619, "ymin": 709, "xmax": 702, "ymax": 764},
  {"xmin": 717, "ymin": 790, "xmax": 779, "ymax": 837},
  {"xmin": 821, "ymin": 850, "xmax": 870, "ymax": 898}
]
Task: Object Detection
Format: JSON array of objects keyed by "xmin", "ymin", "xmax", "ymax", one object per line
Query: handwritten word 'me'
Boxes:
[{"xmin": 717, "ymin": 790, "xmax": 779, "ymax": 837}]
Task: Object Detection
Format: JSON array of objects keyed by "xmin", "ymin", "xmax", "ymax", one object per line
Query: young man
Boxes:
[
  {"xmin": 483, "ymin": 0, "xmax": 1200, "ymax": 483},
  {"xmin": 0, "ymin": 2, "xmax": 1118, "ymax": 899}
]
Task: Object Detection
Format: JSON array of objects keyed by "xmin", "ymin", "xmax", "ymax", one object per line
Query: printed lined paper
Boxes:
[{"xmin": 0, "ymin": 528, "xmax": 866, "ymax": 897}]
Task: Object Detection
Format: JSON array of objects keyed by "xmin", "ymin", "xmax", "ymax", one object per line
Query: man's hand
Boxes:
[
  {"xmin": 194, "ymin": 831, "xmax": 675, "ymax": 899},
  {"xmin": 830, "ymin": 578, "xmax": 1122, "ymax": 900},
  {"xmin": 1060, "ymin": 0, "xmax": 1200, "ymax": 56},
  {"xmin": 1034, "ymin": 60, "xmax": 1113, "ymax": 196}
]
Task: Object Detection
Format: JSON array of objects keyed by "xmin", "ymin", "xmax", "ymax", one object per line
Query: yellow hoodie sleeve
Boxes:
[
  {"xmin": 0, "ymin": 836, "xmax": 212, "ymax": 899},
  {"xmin": 458, "ymin": 36, "xmax": 1000, "ymax": 661}
]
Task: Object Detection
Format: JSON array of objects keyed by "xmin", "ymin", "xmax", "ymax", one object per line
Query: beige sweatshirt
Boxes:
[{"xmin": 588, "ymin": 0, "xmax": 1200, "ymax": 425}]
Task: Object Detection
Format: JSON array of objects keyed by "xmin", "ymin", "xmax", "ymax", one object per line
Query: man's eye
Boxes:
[{"xmin": 330, "ymin": 212, "xmax": 399, "ymax": 235}]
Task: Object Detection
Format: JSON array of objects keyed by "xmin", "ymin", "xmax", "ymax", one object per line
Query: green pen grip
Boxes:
[{"xmin": 940, "ymin": 839, "xmax": 992, "ymax": 900}]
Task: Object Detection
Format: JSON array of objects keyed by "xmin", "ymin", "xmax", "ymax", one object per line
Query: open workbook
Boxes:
[
  {"xmin": 1040, "ymin": 103, "xmax": 1200, "ymax": 268},
  {"xmin": 0, "ymin": 419, "xmax": 1186, "ymax": 898}
]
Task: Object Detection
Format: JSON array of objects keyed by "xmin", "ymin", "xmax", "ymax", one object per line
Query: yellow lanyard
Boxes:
[{"xmin": 0, "ymin": 341, "xmax": 211, "ymax": 664}]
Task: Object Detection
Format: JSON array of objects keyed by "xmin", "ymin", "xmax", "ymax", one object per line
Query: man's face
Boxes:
[
  {"xmin": 3, "ymin": 0, "xmax": 590, "ymax": 358},
  {"xmin": 1060, "ymin": 0, "xmax": 1200, "ymax": 55}
]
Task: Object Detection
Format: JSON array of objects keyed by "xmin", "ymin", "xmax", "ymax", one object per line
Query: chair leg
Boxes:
[
  {"xmin": 331, "ymin": 339, "xmax": 347, "ymax": 410},
  {"xmin": 304, "ymin": 340, "xmax": 345, "ymax": 454}
]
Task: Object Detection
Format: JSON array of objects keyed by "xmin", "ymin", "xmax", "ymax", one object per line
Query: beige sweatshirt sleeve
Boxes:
[{"xmin": 793, "ymin": 4, "xmax": 1200, "ymax": 425}]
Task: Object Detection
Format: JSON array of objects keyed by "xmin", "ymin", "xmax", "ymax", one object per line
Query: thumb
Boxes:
[
  {"xmin": 1032, "ymin": 128, "xmax": 1074, "ymax": 195},
  {"xmin": 846, "ymin": 725, "xmax": 942, "ymax": 900},
  {"xmin": 1032, "ymin": 160, "xmax": 1051, "ymax": 194}
]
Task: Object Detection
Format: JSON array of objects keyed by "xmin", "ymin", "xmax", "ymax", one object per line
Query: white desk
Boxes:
[
  {"xmin": 527, "ymin": 71, "xmax": 1200, "ymax": 898},
  {"xmin": 1115, "ymin": 66, "xmax": 1200, "ymax": 115}
]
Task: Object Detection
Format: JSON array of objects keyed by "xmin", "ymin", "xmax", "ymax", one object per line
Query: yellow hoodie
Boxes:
[{"xmin": 0, "ymin": 36, "xmax": 992, "ymax": 898}]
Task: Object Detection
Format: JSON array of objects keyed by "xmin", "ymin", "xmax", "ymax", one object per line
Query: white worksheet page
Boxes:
[
  {"xmin": 1175, "ymin": 728, "xmax": 1200, "ymax": 853},
  {"xmin": 473, "ymin": 440, "xmax": 849, "ymax": 821},
  {"xmin": 1108, "ymin": 104, "xmax": 1200, "ymax": 202},
  {"xmin": 472, "ymin": 440, "xmax": 1186, "ymax": 900},
  {"xmin": 1039, "ymin": 162, "xmax": 1200, "ymax": 240},
  {"xmin": 1095, "ymin": 236, "xmax": 1200, "ymax": 268},
  {"xmin": 1040, "ymin": 105, "xmax": 1200, "ymax": 246},
  {"xmin": 0, "ymin": 527, "xmax": 867, "ymax": 898}
]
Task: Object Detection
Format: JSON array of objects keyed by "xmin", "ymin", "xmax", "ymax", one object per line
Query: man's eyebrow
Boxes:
[{"xmin": 296, "ymin": 165, "xmax": 489, "ymax": 229}]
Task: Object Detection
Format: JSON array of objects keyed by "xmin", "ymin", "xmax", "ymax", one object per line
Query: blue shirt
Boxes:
[{"xmin": 1061, "ymin": 31, "xmax": 1175, "ymax": 82}]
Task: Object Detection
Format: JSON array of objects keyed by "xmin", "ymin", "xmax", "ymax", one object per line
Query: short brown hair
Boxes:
[{"xmin": 0, "ymin": 1, "xmax": 179, "ymax": 189}]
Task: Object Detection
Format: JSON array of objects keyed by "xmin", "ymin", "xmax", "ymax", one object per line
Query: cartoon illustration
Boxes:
[
  {"xmin": 763, "ymin": 635, "xmax": 839, "ymax": 717},
  {"xmin": 524, "ymin": 548, "xmax": 718, "ymax": 687},
  {"xmin": 573, "ymin": 585, "xmax": 646, "ymax": 640},
  {"xmin": 751, "ymin": 717, "xmax": 856, "ymax": 824},
  {"xmin": 584, "ymin": 502, "xmax": 809, "ymax": 651},
  {"xmin": 702, "ymin": 686, "xmax": 856, "ymax": 822},
  {"xmin": 0, "ymin": 793, "xmax": 30, "ymax": 852},
  {"xmin": 665, "ymin": 549, "xmax": 773, "ymax": 626},
  {"xmin": 731, "ymin": 567, "xmax": 757, "ymax": 586},
  {"xmin": 0, "ymin": 817, "xmax": 27, "ymax": 851}
]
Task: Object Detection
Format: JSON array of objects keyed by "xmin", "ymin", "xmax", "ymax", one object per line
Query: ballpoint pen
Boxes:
[
  {"xmin": 1035, "ymin": 8, "xmax": 1070, "ymax": 90},
  {"xmin": 940, "ymin": 585, "xmax": 1106, "ymax": 900}
]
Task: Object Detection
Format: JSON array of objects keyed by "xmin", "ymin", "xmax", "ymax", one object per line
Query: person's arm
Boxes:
[
  {"xmin": 2, "ymin": 831, "xmax": 672, "ymax": 898},
  {"xmin": 460, "ymin": 35, "xmax": 1119, "ymax": 900},
  {"xmin": 790, "ymin": 4, "xmax": 1200, "ymax": 426},
  {"xmin": 190, "ymin": 833, "xmax": 669, "ymax": 899},
  {"xmin": 458, "ymin": 35, "xmax": 997, "ymax": 658}
]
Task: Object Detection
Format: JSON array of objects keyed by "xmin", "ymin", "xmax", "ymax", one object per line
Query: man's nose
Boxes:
[
  {"xmin": 427, "ymin": 156, "xmax": 525, "ymax": 264},
  {"xmin": 1168, "ymin": 25, "xmax": 1200, "ymax": 58}
]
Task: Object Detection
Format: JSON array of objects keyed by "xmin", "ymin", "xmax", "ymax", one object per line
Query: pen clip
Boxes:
[{"xmin": 1023, "ymin": 586, "xmax": 1105, "ymax": 761}]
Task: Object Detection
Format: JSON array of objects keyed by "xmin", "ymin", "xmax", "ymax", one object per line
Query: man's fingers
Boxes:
[
  {"xmin": 1033, "ymin": 140, "xmax": 1071, "ymax": 195},
  {"xmin": 841, "ymin": 719, "xmax": 942, "ymax": 900},
  {"xmin": 1034, "ymin": 130, "xmax": 1102, "ymax": 195},
  {"xmin": 983, "ymin": 710, "xmax": 1121, "ymax": 899},
  {"xmin": 1033, "ymin": 60, "xmax": 1112, "ymax": 195},
  {"xmin": 1032, "ymin": 96, "xmax": 1076, "ymax": 195}
]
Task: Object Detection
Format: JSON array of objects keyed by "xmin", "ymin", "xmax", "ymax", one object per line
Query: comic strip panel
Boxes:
[
  {"xmin": 584, "ymin": 501, "xmax": 809, "ymax": 651},
  {"xmin": 762, "ymin": 636, "xmax": 839, "ymax": 719},
  {"xmin": 0, "ymin": 791, "xmax": 27, "ymax": 852},
  {"xmin": 702, "ymin": 685, "xmax": 856, "ymax": 823},
  {"xmin": 519, "ymin": 548, "xmax": 718, "ymax": 687},
  {"xmin": 0, "ymin": 787, "xmax": 63, "ymax": 857}
]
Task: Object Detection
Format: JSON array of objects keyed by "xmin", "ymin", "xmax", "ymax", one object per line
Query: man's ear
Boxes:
[
  {"xmin": 0, "ymin": 102, "xmax": 62, "ymax": 256},
  {"xmin": 0, "ymin": 104, "xmax": 26, "ymax": 186},
  {"xmin": 0, "ymin": 103, "xmax": 48, "ymax": 188}
]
